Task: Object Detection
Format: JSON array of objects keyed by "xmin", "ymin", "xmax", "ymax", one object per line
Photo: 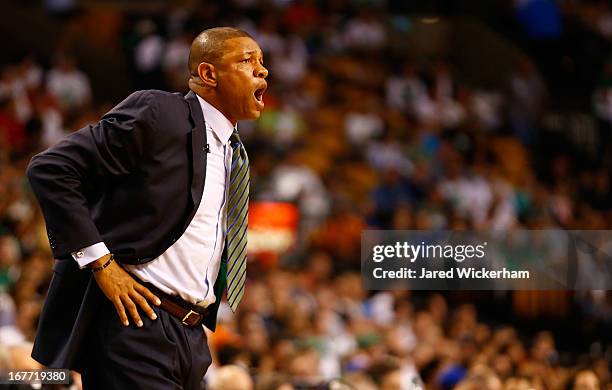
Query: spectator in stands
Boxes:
[
  {"xmin": 45, "ymin": 54, "xmax": 91, "ymax": 113},
  {"xmin": 570, "ymin": 370, "xmax": 601, "ymax": 390},
  {"xmin": 209, "ymin": 365, "xmax": 254, "ymax": 390}
]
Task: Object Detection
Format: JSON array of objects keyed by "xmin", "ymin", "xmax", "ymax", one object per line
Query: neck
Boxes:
[{"xmin": 191, "ymin": 88, "xmax": 236, "ymax": 125}]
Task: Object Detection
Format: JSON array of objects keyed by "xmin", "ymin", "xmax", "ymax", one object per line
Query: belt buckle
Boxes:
[{"xmin": 181, "ymin": 310, "xmax": 200, "ymax": 326}]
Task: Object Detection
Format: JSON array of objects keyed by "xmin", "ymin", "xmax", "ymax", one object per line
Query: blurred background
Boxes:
[{"xmin": 0, "ymin": 0, "xmax": 611, "ymax": 389}]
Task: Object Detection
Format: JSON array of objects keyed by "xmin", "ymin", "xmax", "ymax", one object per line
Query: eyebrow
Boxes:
[{"xmin": 242, "ymin": 50, "xmax": 263, "ymax": 57}]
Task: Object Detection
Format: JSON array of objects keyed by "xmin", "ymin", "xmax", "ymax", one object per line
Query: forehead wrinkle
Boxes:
[
  {"xmin": 220, "ymin": 40, "xmax": 258, "ymax": 58},
  {"xmin": 225, "ymin": 48, "xmax": 263, "ymax": 61},
  {"xmin": 241, "ymin": 49, "xmax": 264, "ymax": 59}
]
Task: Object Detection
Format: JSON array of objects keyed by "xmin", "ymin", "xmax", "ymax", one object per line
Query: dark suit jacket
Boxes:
[{"xmin": 26, "ymin": 90, "xmax": 227, "ymax": 372}]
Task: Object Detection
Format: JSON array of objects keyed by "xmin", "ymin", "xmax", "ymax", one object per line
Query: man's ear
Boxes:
[{"xmin": 197, "ymin": 62, "xmax": 217, "ymax": 88}]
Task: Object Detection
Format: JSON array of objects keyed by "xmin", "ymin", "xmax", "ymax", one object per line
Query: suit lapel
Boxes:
[{"xmin": 184, "ymin": 91, "xmax": 207, "ymax": 228}]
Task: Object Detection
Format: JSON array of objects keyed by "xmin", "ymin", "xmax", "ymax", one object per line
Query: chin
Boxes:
[{"xmin": 245, "ymin": 110, "xmax": 262, "ymax": 121}]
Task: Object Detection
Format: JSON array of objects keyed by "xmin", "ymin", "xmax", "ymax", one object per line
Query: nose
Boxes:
[{"xmin": 255, "ymin": 64, "xmax": 268, "ymax": 79}]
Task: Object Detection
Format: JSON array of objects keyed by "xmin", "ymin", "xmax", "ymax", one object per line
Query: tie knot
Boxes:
[{"xmin": 230, "ymin": 131, "xmax": 242, "ymax": 146}]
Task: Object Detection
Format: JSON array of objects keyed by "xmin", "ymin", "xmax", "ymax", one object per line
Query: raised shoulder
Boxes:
[
  {"xmin": 143, "ymin": 90, "xmax": 192, "ymax": 133},
  {"xmin": 103, "ymin": 90, "xmax": 189, "ymax": 132},
  {"xmin": 115, "ymin": 89, "xmax": 184, "ymax": 110},
  {"xmin": 134, "ymin": 89, "xmax": 188, "ymax": 114}
]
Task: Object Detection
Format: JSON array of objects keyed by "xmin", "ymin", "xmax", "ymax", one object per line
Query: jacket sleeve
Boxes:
[{"xmin": 27, "ymin": 90, "xmax": 158, "ymax": 258}]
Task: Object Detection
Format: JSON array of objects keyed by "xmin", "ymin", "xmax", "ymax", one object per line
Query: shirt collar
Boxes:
[{"xmin": 196, "ymin": 94, "xmax": 235, "ymax": 145}]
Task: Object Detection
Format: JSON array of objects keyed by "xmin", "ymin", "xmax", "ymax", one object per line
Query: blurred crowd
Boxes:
[{"xmin": 0, "ymin": 0, "xmax": 612, "ymax": 389}]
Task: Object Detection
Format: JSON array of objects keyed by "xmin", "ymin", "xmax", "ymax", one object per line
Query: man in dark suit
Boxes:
[{"xmin": 26, "ymin": 26, "xmax": 268, "ymax": 389}]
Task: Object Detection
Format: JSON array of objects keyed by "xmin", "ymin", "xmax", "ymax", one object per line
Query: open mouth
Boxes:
[{"xmin": 253, "ymin": 87, "xmax": 266, "ymax": 105}]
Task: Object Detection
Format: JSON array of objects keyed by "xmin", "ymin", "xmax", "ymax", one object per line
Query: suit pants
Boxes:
[{"xmin": 80, "ymin": 289, "xmax": 212, "ymax": 390}]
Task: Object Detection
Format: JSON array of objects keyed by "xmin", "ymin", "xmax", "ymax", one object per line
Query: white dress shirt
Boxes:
[{"xmin": 72, "ymin": 94, "xmax": 234, "ymax": 308}]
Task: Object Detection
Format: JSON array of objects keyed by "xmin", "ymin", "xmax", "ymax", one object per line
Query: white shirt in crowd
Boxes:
[
  {"xmin": 72, "ymin": 94, "xmax": 234, "ymax": 308},
  {"xmin": 46, "ymin": 67, "xmax": 91, "ymax": 111}
]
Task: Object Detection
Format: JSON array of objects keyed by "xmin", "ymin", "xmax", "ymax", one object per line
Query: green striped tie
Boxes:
[{"xmin": 226, "ymin": 131, "xmax": 249, "ymax": 312}]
